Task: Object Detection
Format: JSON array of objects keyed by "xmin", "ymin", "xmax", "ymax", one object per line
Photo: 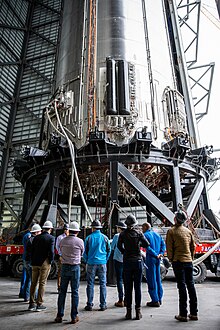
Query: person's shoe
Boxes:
[
  {"xmin": 36, "ymin": 305, "xmax": 47, "ymax": 311},
  {"xmin": 135, "ymin": 308, "xmax": 142, "ymax": 320},
  {"xmin": 84, "ymin": 305, "xmax": 92, "ymax": 311},
  {"xmin": 54, "ymin": 316, "xmax": 62, "ymax": 323},
  {"xmin": 125, "ymin": 307, "xmax": 132, "ymax": 320},
  {"xmin": 188, "ymin": 314, "xmax": 198, "ymax": 321},
  {"xmin": 24, "ymin": 299, "xmax": 29, "ymax": 302},
  {"xmin": 28, "ymin": 303, "xmax": 36, "ymax": 311},
  {"xmin": 70, "ymin": 316, "xmax": 79, "ymax": 324},
  {"xmin": 175, "ymin": 315, "xmax": 188, "ymax": 322},
  {"xmin": 19, "ymin": 293, "xmax": 24, "ymax": 298},
  {"xmin": 146, "ymin": 301, "xmax": 160, "ymax": 307},
  {"xmin": 115, "ymin": 301, "xmax": 124, "ymax": 307},
  {"xmin": 99, "ymin": 306, "xmax": 107, "ymax": 311}
]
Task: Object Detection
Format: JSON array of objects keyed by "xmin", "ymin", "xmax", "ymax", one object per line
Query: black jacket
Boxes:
[
  {"xmin": 118, "ymin": 227, "xmax": 150, "ymax": 261},
  {"xmin": 31, "ymin": 231, "xmax": 55, "ymax": 266}
]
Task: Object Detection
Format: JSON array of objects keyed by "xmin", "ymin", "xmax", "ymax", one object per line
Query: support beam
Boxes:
[
  {"xmin": 110, "ymin": 161, "xmax": 119, "ymax": 237},
  {"xmin": 118, "ymin": 163, "xmax": 175, "ymax": 224},
  {"xmin": 24, "ymin": 174, "xmax": 49, "ymax": 227},
  {"xmin": 186, "ymin": 178, "xmax": 205, "ymax": 218},
  {"xmin": 172, "ymin": 165, "xmax": 183, "ymax": 209}
]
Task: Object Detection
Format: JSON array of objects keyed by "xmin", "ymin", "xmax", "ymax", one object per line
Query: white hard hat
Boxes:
[
  {"xmin": 42, "ymin": 220, "xmax": 53, "ymax": 229},
  {"xmin": 30, "ymin": 224, "xmax": 42, "ymax": 233},
  {"xmin": 69, "ymin": 221, "xmax": 80, "ymax": 232}
]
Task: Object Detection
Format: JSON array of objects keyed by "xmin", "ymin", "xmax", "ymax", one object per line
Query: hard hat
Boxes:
[
  {"xmin": 174, "ymin": 210, "xmax": 187, "ymax": 224},
  {"xmin": 63, "ymin": 223, "xmax": 69, "ymax": 230},
  {"xmin": 69, "ymin": 221, "xmax": 80, "ymax": 232},
  {"xmin": 91, "ymin": 220, "xmax": 103, "ymax": 229},
  {"xmin": 116, "ymin": 221, "xmax": 127, "ymax": 229},
  {"xmin": 125, "ymin": 214, "xmax": 138, "ymax": 226},
  {"xmin": 30, "ymin": 224, "xmax": 42, "ymax": 233},
  {"xmin": 42, "ymin": 220, "xmax": 53, "ymax": 229}
]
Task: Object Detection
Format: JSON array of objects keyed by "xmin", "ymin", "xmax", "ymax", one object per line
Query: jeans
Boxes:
[
  {"xmin": 114, "ymin": 260, "xmax": 124, "ymax": 301},
  {"xmin": 23, "ymin": 261, "xmax": 32, "ymax": 300},
  {"xmin": 123, "ymin": 259, "xmax": 143, "ymax": 309},
  {"xmin": 30, "ymin": 258, "xmax": 51, "ymax": 306},
  {"xmin": 57, "ymin": 256, "xmax": 62, "ymax": 290},
  {"xmin": 172, "ymin": 261, "xmax": 198, "ymax": 317},
  {"xmin": 145, "ymin": 257, "xmax": 163, "ymax": 303},
  {"xmin": 57, "ymin": 264, "xmax": 80, "ymax": 320},
  {"xmin": 86, "ymin": 264, "xmax": 107, "ymax": 308},
  {"xmin": 19, "ymin": 262, "xmax": 26, "ymax": 298}
]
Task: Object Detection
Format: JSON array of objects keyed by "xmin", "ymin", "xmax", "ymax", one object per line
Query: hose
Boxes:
[
  {"xmin": 193, "ymin": 239, "xmax": 220, "ymax": 266},
  {"xmin": 53, "ymin": 100, "xmax": 93, "ymax": 223}
]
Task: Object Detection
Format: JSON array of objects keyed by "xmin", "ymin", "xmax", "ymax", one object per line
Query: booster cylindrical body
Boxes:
[{"xmin": 53, "ymin": 0, "xmax": 187, "ymax": 149}]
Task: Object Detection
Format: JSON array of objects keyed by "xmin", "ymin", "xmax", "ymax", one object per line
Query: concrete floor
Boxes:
[{"xmin": 0, "ymin": 271, "xmax": 219, "ymax": 330}]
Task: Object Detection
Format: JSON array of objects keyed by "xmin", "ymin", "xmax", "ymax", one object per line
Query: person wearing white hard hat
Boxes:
[
  {"xmin": 23, "ymin": 224, "xmax": 42, "ymax": 303},
  {"xmin": 28, "ymin": 220, "xmax": 55, "ymax": 311},
  {"xmin": 55, "ymin": 221, "xmax": 84, "ymax": 324},
  {"xmin": 83, "ymin": 220, "xmax": 111, "ymax": 312}
]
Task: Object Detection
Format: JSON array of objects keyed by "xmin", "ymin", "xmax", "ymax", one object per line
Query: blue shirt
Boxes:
[
  {"xmin": 83, "ymin": 230, "xmax": 111, "ymax": 265},
  {"xmin": 111, "ymin": 233, "xmax": 123, "ymax": 263},
  {"xmin": 22, "ymin": 231, "xmax": 31, "ymax": 260},
  {"xmin": 144, "ymin": 230, "xmax": 166, "ymax": 259}
]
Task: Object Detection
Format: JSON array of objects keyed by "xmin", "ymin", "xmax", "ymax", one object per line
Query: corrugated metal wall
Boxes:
[{"xmin": 0, "ymin": 0, "xmax": 62, "ymax": 228}]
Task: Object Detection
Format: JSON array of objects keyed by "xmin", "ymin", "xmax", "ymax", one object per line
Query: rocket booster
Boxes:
[{"xmin": 45, "ymin": 0, "xmax": 188, "ymax": 151}]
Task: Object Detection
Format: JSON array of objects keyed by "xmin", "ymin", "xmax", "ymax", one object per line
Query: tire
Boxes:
[
  {"xmin": 48, "ymin": 259, "xmax": 59, "ymax": 279},
  {"xmin": 11, "ymin": 257, "xmax": 23, "ymax": 278},
  {"xmin": 193, "ymin": 262, "xmax": 207, "ymax": 283},
  {"xmin": 0, "ymin": 257, "xmax": 5, "ymax": 275}
]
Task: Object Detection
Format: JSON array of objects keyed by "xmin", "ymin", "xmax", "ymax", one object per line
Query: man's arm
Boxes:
[
  {"xmin": 111, "ymin": 234, "xmax": 117, "ymax": 251},
  {"xmin": 106, "ymin": 237, "xmax": 111, "ymax": 261},
  {"xmin": 48, "ymin": 236, "xmax": 55, "ymax": 263},
  {"xmin": 83, "ymin": 237, "xmax": 89, "ymax": 263},
  {"xmin": 25, "ymin": 239, "xmax": 32, "ymax": 262},
  {"xmin": 55, "ymin": 236, "xmax": 62, "ymax": 255},
  {"xmin": 190, "ymin": 233, "xmax": 196, "ymax": 260},
  {"xmin": 160, "ymin": 236, "xmax": 166, "ymax": 255},
  {"xmin": 117, "ymin": 233, "xmax": 124, "ymax": 254},
  {"xmin": 140, "ymin": 233, "xmax": 150, "ymax": 249},
  {"xmin": 166, "ymin": 230, "xmax": 173, "ymax": 262},
  {"xmin": 80, "ymin": 239, "xmax": 85, "ymax": 257}
]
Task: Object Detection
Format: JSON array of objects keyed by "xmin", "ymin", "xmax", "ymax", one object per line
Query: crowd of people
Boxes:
[{"xmin": 18, "ymin": 210, "xmax": 198, "ymax": 324}]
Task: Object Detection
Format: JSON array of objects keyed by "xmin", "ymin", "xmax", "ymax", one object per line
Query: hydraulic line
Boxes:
[
  {"xmin": 54, "ymin": 100, "xmax": 93, "ymax": 223},
  {"xmin": 193, "ymin": 239, "xmax": 220, "ymax": 266}
]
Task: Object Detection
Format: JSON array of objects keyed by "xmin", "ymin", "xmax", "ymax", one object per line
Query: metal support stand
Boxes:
[{"xmin": 107, "ymin": 161, "xmax": 118, "ymax": 286}]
